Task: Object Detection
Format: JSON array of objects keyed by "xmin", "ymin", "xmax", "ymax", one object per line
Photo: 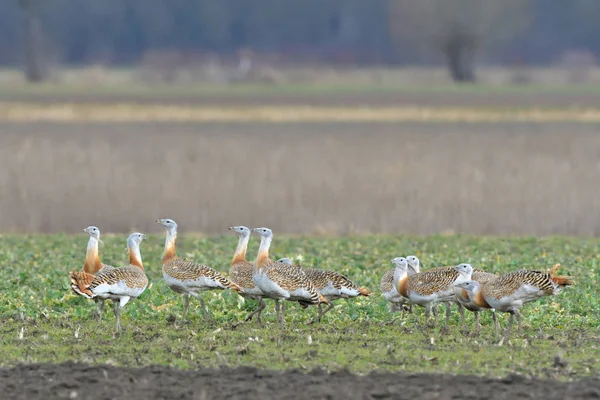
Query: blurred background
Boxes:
[{"xmin": 1, "ymin": 0, "xmax": 600, "ymax": 235}]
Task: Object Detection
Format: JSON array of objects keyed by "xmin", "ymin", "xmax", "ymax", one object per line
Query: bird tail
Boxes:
[
  {"xmin": 548, "ymin": 263, "xmax": 574, "ymax": 287},
  {"xmin": 358, "ymin": 287, "xmax": 372, "ymax": 296},
  {"xmin": 69, "ymin": 271, "xmax": 96, "ymax": 298},
  {"xmin": 226, "ymin": 279, "xmax": 245, "ymax": 294},
  {"xmin": 318, "ymin": 292, "xmax": 330, "ymax": 305}
]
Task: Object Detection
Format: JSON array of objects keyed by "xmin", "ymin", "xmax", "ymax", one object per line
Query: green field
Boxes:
[{"xmin": 0, "ymin": 233, "xmax": 597, "ymax": 378}]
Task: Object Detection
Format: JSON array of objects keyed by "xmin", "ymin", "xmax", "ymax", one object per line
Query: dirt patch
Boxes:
[{"xmin": 1, "ymin": 363, "xmax": 599, "ymax": 400}]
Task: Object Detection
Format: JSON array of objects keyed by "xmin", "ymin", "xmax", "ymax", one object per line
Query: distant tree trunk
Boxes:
[
  {"xmin": 441, "ymin": 28, "xmax": 477, "ymax": 83},
  {"xmin": 19, "ymin": 0, "xmax": 44, "ymax": 83}
]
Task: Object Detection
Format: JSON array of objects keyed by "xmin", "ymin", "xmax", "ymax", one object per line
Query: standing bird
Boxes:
[
  {"xmin": 278, "ymin": 257, "xmax": 372, "ymax": 323},
  {"xmin": 454, "ymin": 270, "xmax": 499, "ymax": 334},
  {"xmin": 456, "ymin": 264, "xmax": 573, "ymax": 345},
  {"xmin": 398, "ymin": 262, "xmax": 473, "ymax": 328},
  {"xmin": 251, "ymin": 227, "xmax": 328, "ymax": 328},
  {"xmin": 156, "ymin": 218, "xmax": 243, "ymax": 322},
  {"xmin": 69, "ymin": 226, "xmax": 115, "ymax": 320},
  {"xmin": 380, "ymin": 256, "xmax": 420, "ymax": 313},
  {"xmin": 228, "ymin": 226, "xmax": 266, "ymax": 325},
  {"xmin": 70, "ymin": 233, "xmax": 149, "ymax": 334}
]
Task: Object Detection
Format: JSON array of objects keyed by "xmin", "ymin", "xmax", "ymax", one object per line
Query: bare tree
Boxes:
[
  {"xmin": 18, "ymin": 0, "xmax": 44, "ymax": 82},
  {"xmin": 390, "ymin": 0, "xmax": 531, "ymax": 83}
]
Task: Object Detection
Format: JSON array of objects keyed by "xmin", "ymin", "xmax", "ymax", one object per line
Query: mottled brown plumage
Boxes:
[
  {"xmin": 398, "ymin": 263, "xmax": 473, "ymax": 327},
  {"xmin": 157, "ymin": 218, "xmax": 242, "ymax": 322},
  {"xmin": 163, "ymin": 258, "xmax": 241, "ymax": 292},
  {"xmin": 259, "ymin": 259, "xmax": 326, "ymax": 305},
  {"xmin": 252, "ymin": 228, "xmax": 328, "ymax": 327},
  {"xmin": 458, "ymin": 264, "xmax": 573, "ymax": 345},
  {"xmin": 283, "ymin": 264, "xmax": 371, "ymax": 323},
  {"xmin": 229, "ymin": 260, "xmax": 256, "ymax": 291},
  {"xmin": 403, "ymin": 266, "xmax": 460, "ymax": 296},
  {"xmin": 483, "ymin": 268, "xmax": 570, "ymax": 301},
  {"xmin": 380, "ymin": 269, "xmax": 395, "ymax": 294},
  {"xmin": 303, "ymin": 268, "xmax": 371, "ymax": 297}
]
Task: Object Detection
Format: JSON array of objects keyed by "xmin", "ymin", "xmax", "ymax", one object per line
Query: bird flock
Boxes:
[{"xmin": 69, "ymin": 219, "xmax": 574, "ymax": 345}]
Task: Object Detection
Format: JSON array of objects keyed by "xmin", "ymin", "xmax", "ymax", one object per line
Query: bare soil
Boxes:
[{"xmin": 1, "ymin": 363, "xmax": 599, "ymax": 400}]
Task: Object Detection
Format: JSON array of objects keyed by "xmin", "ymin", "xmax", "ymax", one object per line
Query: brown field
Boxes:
[
  {"xmin": 4, "ymin": 87, "xmax": 600, "ymax": 109},
  {"xmin": 1, "ymin": 113, "xmax": 599, "ymax": 235}
]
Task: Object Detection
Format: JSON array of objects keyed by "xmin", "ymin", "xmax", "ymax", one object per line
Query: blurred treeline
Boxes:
[{"xmin": 4, "ymin": 0, "xmax": 600, "ymax": 82}]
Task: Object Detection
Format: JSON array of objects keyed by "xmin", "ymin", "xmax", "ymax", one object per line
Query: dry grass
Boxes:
[
  {"xmin": 2, "ymin": 103, "xmax": 600, "ymax": 123},
  {"xmin": 1, "ymin": 121, "xmax": 599, "ymax": 235}
]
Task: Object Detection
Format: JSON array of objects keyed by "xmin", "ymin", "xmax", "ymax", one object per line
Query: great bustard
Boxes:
[
  {"xmin": 69, "ymin": 226, "xmax": 116, "ymax": 320},
  {"xmin": 398, "ymin": 262, "xmax": 473, "ymax": 328},
  {"xmin": 456, "ymin": 264, "xmax": 573, "ymax": 345},
  {"xmin": 251, "ymin": 227, "xmax": 328, "ymax": 328},
  {"xmin": 278, "ymin": 257, "xmax": 371, "ymax": 323},
  {"xmin": 70, "ymin": 232, "xmax": 149, "ymax": 334},
  {"xmin": 228, "ymin": 225, "xmax": 266, "ymax": 325},
  {"xmin": 156, "ymin": 218, "xmax": 243, "ymax": 322}
]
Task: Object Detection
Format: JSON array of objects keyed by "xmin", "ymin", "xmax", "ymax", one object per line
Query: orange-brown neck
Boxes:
[
  {"xmin": 129, "ymin": 245, "xmax": 144, "ymax": 270},
  {"xmin": 83, "ymin": 237, "xmax": 103, "ymax": 274},
  {"xmin": 398, "ymin": 275, "xmax": 409, "ymax": 297},
  {"xmin": 255, "ymin": 235, "xmax": 272, "ymax": 269},
  {"xmin": 162, "ymin": 231, "xmax": 177, "ymax": 264},
  {"xmin": 472, "ymin": 289, "xmax": 491, "ymax": 309},
  {"xmin": 232, "ymin": 233, "xmax": 249, "ymax": 265}
]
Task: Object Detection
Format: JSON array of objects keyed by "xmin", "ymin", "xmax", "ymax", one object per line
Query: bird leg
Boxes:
[
  {"xmin": 515, "ymin": 308, "xmax": 523, "ymax": 333},
  {"xmin": 275, "ymin": 300, "xmax": 281, "ymax": 326},
  {"xmin": 280, "ymin": 300, "xmax": 287, "ymax": 328},
  {"xmin": 197, "ymin": 296, "xmax": 212, "ymax": 322},
  {"xmin": 492, "ymin": 309, "xmax": 501, "ymax": 335},
  {"xmin": 458, "ymin": 302, "xmax": 466, "ymax": 330},
  {"xmin": 318, "ymin": 302, "xmax": 335, "ymax": 322},
  {"xmin": 94, "ymin": 299, "xmax": 105, "ymax": 320},
  {"xmin": 474, "ymin": 311, "xmax": 481, "ymax": 335},
  {"xmin": 245, "ymin": 297, "xmax": 266, "ymax": 326},
  {"xmin": 425, "ymin": 305, "xmax": 436, "ymax": 328},
  {"xmin": 113, "ymin": 301, "xmax": 121, "ymax": 334},
  {"xmin": 182, "ymin": 294, "xmax": 190, "ymax": 321},
  {"xmin": 498, "ymin": 312, "xmax": 514, "ymax": 346},
  {"xmin": 308, "ymin": 302, "xmax": 335, "ymax": 325}
]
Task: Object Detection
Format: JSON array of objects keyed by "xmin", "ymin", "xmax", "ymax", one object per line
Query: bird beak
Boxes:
[
  {"xmin": 155, "ymin": 219, "xmax": 162, "ymax": 224},
  {"xmin": 228, "ymin": 227, "xmax": 234, "ymax": 231}
]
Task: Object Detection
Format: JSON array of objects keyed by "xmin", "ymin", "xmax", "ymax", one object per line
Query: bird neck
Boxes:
[
  {"xmin": 162, "ymin": 228, "xmax": 178, "ymax": 264},
  {"xmin": 393, "ymin": 267, "xmax": 407, "ymax": 292},
  {"xmin": 83, "ymin": 236, "xmax": 103, "ymax": 274},
  {"xmin": 232, "ymin": 233, "xmax": 250, "ymax": 264},
  {"xmin": 255, "ymin": 235, "xmax": 272, "ymax": 269},
  {"xmin": 128, "ymin": 241, "xmax": 144, "ymax": 270},
  {"xmin": 472, "ymin": 286, "xmax": 490, "ymax": 308},
  {"xmin": 397, "ymin": 274, "xmax": 409, "ymax": 297}
]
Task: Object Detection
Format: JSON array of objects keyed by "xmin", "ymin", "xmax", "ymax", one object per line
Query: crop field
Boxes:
[
  {"xmin": 0, "ymin": 234, "xmax": 599, "ymax": 388},
  {"xmin": 1, "ymin": 84, "xmax": 600, "ymax": 398}
]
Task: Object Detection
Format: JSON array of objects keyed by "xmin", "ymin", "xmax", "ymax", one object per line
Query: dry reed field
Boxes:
[{"xmin": 1, "ymin": 120, "xmax": 599, "ymax": 235}]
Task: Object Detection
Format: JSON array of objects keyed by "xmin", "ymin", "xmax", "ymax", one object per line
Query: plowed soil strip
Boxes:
[{"xmin": 1, "ymin": 363, "xmax": 599, "ymax": 400}]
